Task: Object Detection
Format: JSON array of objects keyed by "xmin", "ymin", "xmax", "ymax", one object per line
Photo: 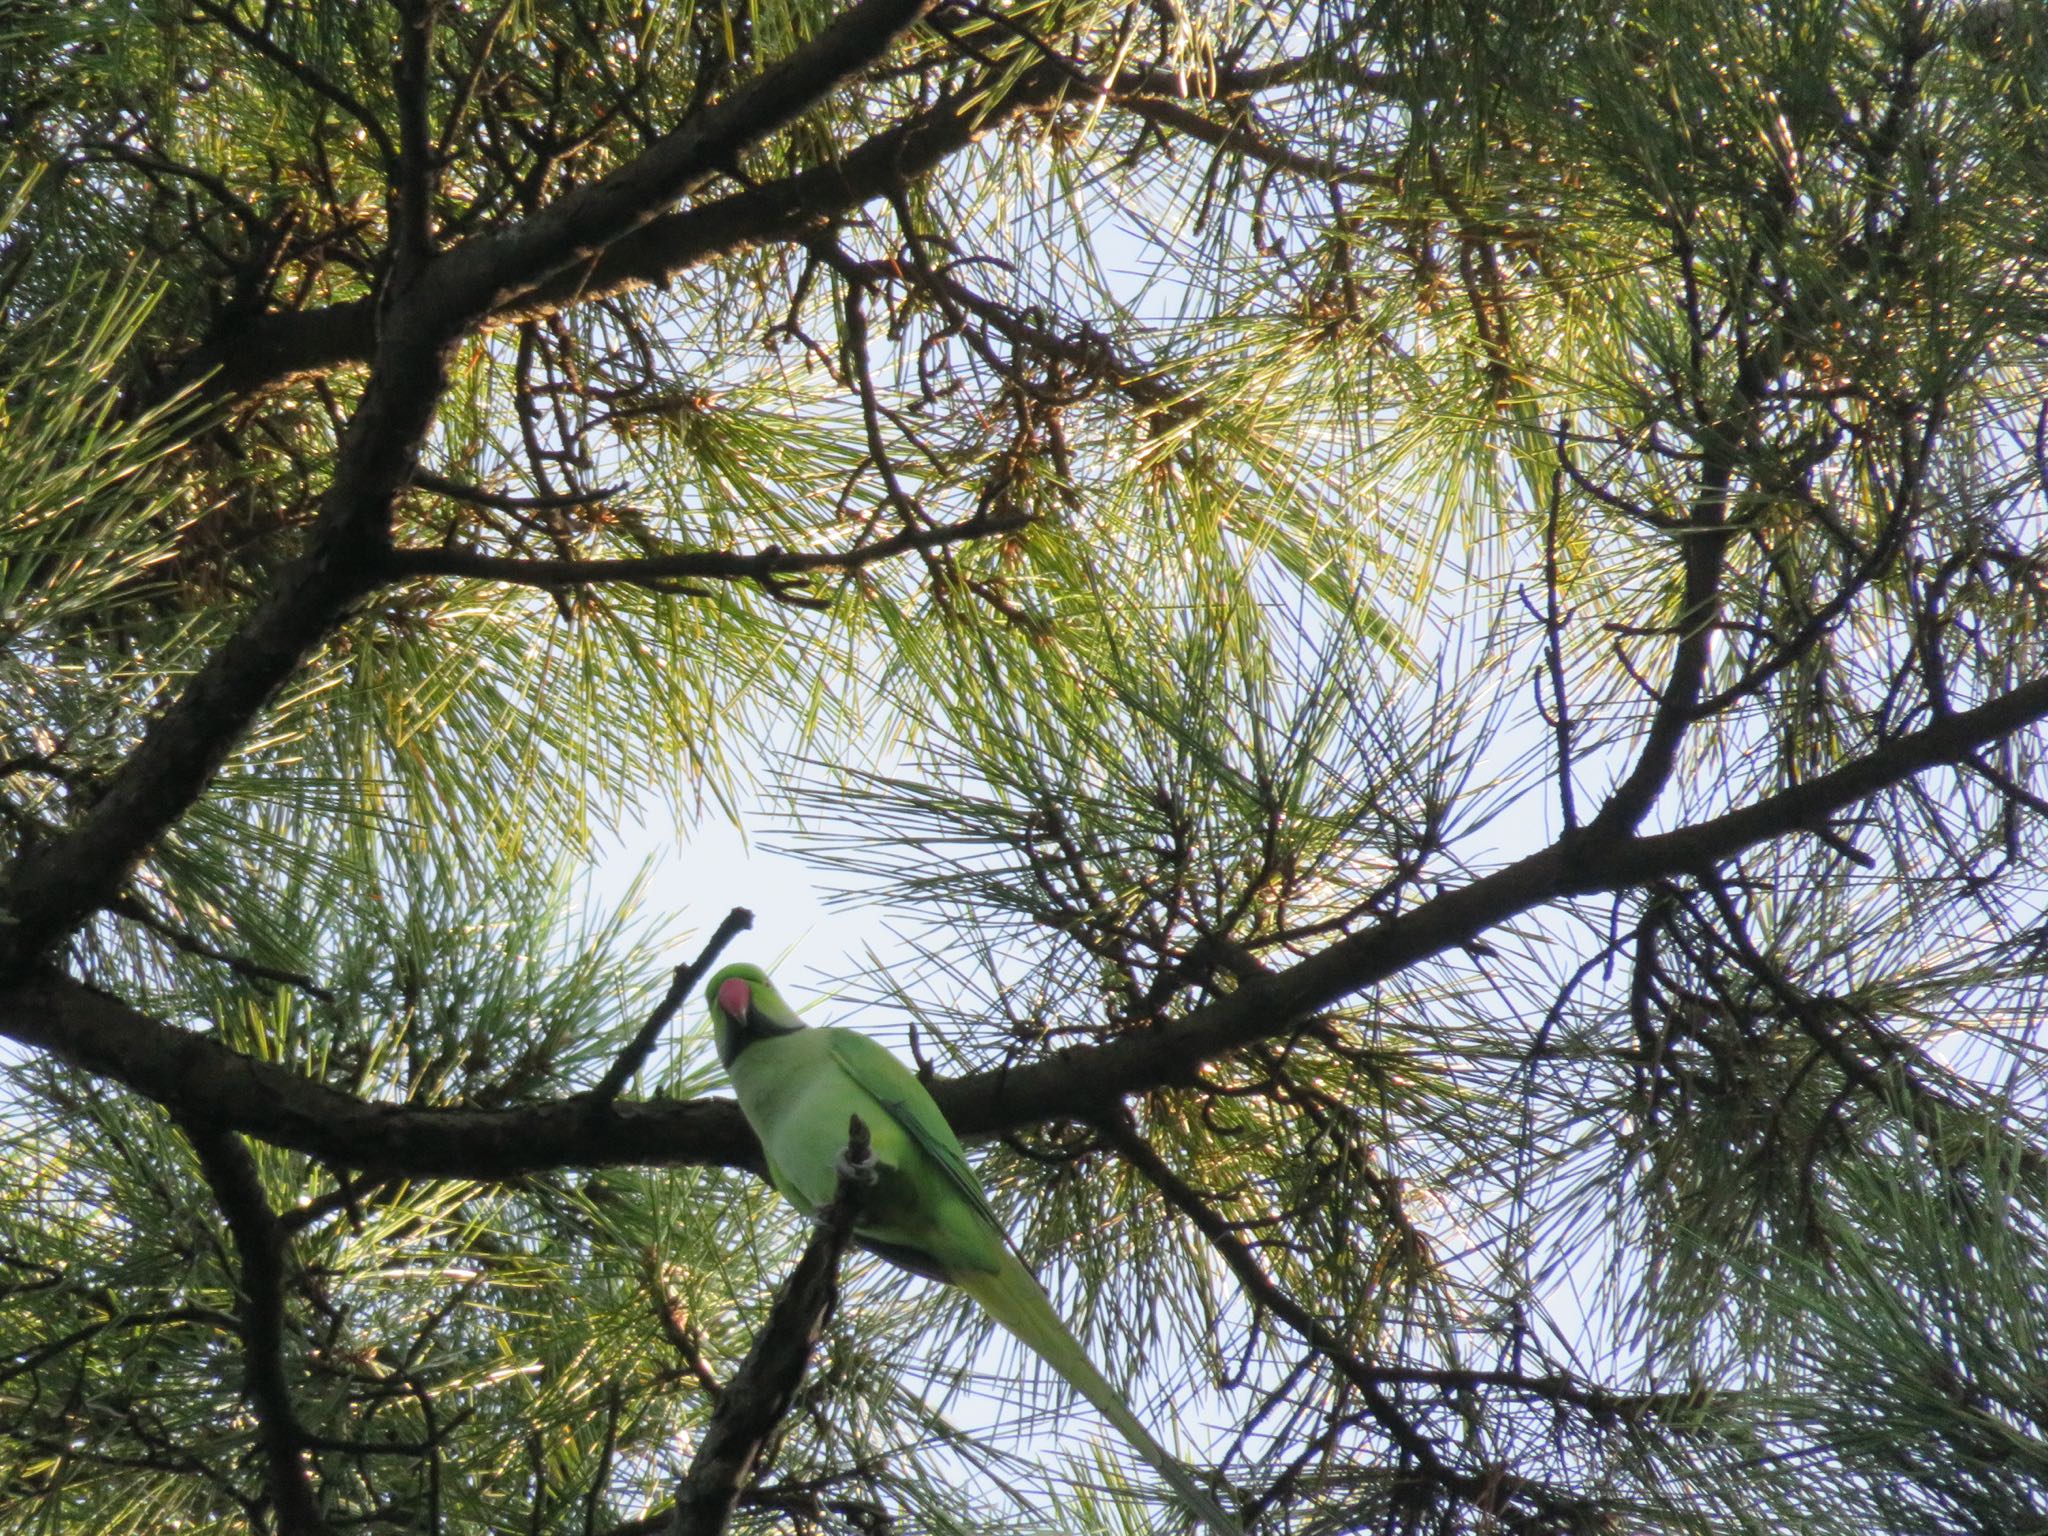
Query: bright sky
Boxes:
[{"xmin": 588, "ymin": 798, "xmax": 900, "ymax": 1024}]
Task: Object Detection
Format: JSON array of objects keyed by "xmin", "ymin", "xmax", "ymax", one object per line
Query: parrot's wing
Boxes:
[{"xmin": 825, "ymin": 1029, "xmax": 1001, "ymax": 1231}]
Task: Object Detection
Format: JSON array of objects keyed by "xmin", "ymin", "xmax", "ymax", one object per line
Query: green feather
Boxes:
[
  {"xmin": 707, "ymin": 963, "xmax": 1242, "ymax": 1534},
  {"xmin": 959, "ymin": 1253, "xmax": 1243, "ymax": 1536},
  {"xmin": 825, "ymin": 1028, "xmax": 1003, "ymax": 1234}
]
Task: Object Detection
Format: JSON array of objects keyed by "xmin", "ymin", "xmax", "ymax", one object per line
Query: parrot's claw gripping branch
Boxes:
[
  {"xmin": 667, "ymin": 1117, "xmax": 875, "ymax": 1536},
  {"xmin": 831, "ymin": 1113, "xmax": 879, "ymax": 1192}
]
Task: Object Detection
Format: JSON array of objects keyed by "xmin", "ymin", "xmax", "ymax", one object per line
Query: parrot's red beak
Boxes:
[{"xmin": 716, "ymin": 976, "xmax": 753, "ymax": 1020}]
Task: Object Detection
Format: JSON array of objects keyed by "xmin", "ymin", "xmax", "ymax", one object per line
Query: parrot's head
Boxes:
[{"xmin": 705, "ymin": 961, "xmax": 807, "ymax": 1069}]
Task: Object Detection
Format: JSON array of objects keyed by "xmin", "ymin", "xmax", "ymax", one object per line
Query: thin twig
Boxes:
[
  {"xmin": 412, "ymin": 468, "xmax": 626, "ymax": 513},
  {"xmin": 1543, "ymin": 421, "xmax": 1579, "ymax": 830},
  {"xmin": 387, "ymin": 512, "xmax": 1031, "ymax": 595},
  {"xmin": 585, "ymin": 908, "xmax": 754, "ymax": 1104},
  {"xmin": 188, "ymin": 0, "xmax": 398, "ymax": 170},
  {"xmin": 111, "ymin": 892, "xmax": 336, "ymax": 1004}
]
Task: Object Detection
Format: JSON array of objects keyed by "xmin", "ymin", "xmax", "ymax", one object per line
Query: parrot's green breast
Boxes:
[
  {"xmin": 728, "ymin": 1026, "xmax": 1005, "ymax": 1282},
  {"xmin": 712, "ymin": 975, "xmax": 1243, "ymax": 1531}
]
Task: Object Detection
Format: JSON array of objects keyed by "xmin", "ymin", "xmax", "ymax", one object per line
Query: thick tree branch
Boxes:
[
  {"xmin": 172, "ymin": 52, "xmax": 1060, "ymax": 400},
  {"xmin": 7, "ymin": 666, "xmax": 2048, "ymax": 1176},
  {"xmin": 0, "ymin": 345, "xmax": 427, "ymax": 967},
  {"xmin": 185, "ymin": 1121, "xmax": 335, "ymax": 1536},
  {"xmin": 390, "ymin": 0, "xmax": 438, "ymax": 277},
  {"xmin": 666, "ymin": 1118, "xmax": 871, "ymax": 1536},
  {"xmin": 0, "ymin": 0, "xmax": 941, "ymax": 975},
  {"xmin": 947, "ymin": 667, "xmax": 2048, "ymax": 1133},
  {"xmin": 0, "ymin": 968, "xmax": 759, "ymax": 1176},
  {"xmin": 407, "ymin": 0, "xmax": 939, "ymax": 332}
]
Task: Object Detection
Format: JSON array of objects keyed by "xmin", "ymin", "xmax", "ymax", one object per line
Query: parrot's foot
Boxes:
[
  {"xmin": 818, "ymin": 1113, "xmax": 877, "ymax": 1234},
  {"xmin": 834, "ymin": 1147, "xmax": 879, "ymax": 1186}
]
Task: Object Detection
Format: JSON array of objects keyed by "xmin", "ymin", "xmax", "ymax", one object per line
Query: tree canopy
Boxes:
[{"xmin": 4, "ymin": 0, "xmax": 2048, "ymax": 1531}]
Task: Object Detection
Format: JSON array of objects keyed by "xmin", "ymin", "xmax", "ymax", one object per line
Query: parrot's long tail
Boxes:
[{"xmin": 959, "ymin": 1253, "xmax": 1243, "ymax": 1535}]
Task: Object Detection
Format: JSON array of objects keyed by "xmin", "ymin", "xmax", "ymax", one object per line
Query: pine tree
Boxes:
[{"xmin": 4, "ymin": 0, "xmax": 2047, "ymax": 1531}]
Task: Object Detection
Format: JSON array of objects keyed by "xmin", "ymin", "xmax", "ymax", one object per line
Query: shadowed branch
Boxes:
[
  {"xmin": 665, "ymin": 1116, "xmax": 874, "ymax": 1536},
  {"xmin": 8, "ymin": 659, "xmax": 2048, "ymax": 1175},
  {"xmin": 185, "ymin": 1121, "xmax": 335, "ymax": 1536}
]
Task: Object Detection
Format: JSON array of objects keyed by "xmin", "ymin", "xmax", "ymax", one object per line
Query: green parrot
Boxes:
[{"xmin": 707, "ymin": 961, "xmax": 1241, "ymax": 1534}]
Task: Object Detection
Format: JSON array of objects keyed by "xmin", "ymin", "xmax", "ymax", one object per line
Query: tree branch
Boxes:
[
  {"xmin": 0, "ymin": 967, "xmax": 758, "ymax": 1174},
  {"xmin": 407, "ymin": 0, "xmax": 940, "ymax": 332},
  {"xmin": 172, "ymin": 50, "xmax": 1062, "ymax": 401},
  {"xmin": 1582, "ymin": 448, "xmax": 1734, "ymax": 839},
  {"xmin": 185, "ymin": 1121, "xmax": 336, "ymax": 1536},
  {"xmin": 188, "ymin": 0, "xmax": 397, "ymax": 171},
  {"xmin": 665, "ymin": 1117, "xmax": 872, "ymax": 1536},
  {"xmin": 1101, "ymin": 1117, "xmax": 1450, "ymax": 1486},
  {"xmin": 584, "ymin": 908, "xmax": 753, "ymax": 1104},
  {"xmin": 390, "ymin": 0, "xmax": 438, "ymax": 277},
  {"xmin": 109, "ymin": 891, "xmax": 336, "ymax": 1004},
  {"xmin": 387, "ymin": 510, "xmax": 1031, "ymax": 594},
  {"xmin": 0, "ymin": 392, "xmax": 410, "ymax": 968},
  {"xmin": 8, "ymin": 664, "xmax": 2048, "ymax": 1177},
  {"xmin": 1102, "ymin": 1119, "xmax": 1620, "ymax": 1533},
  {"xmin": 171, "ymin": 45, "xmax": 1338, "ymax": 405}
]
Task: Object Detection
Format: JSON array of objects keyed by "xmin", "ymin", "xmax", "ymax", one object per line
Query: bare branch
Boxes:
[
  {"xmin": 386, "ymin": 510, "xmax": 1031, "ymax": 594},
  {"xmin": 184, "ymin": 1121, "xmax": 336, "ymax": 1536},
  {"xmin": 665, "ymin": 1117, "xmax": 872, "ymax": 1536},
  {"xmin": 585, "ymin": 907, "xmax": 753, "ymax": 1104}
]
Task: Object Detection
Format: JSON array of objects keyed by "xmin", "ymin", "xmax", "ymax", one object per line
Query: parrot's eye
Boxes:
[{"xmin": 717, "ymin": 976, "xmax": 754, "ymax": 1019}]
